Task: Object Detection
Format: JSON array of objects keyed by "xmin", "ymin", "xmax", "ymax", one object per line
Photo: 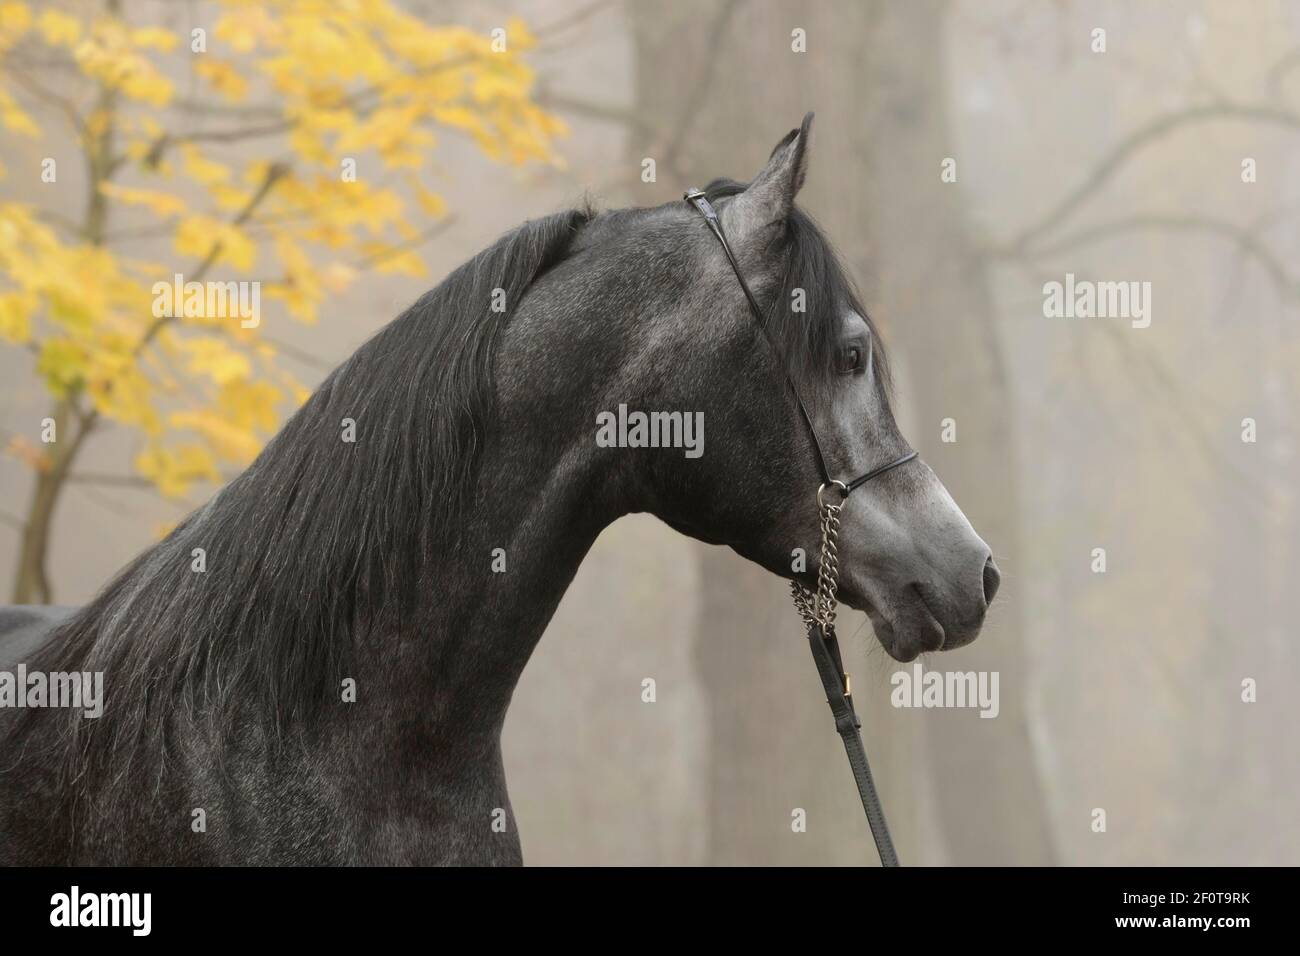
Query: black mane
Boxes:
[{"xmin": 28, "ymin": 206, "xmax": 593, "ymax": 769}]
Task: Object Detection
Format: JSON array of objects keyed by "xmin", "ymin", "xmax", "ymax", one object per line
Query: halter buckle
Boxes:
[
  {"xmin": 825, "ymin": 674, "xmax": 853, "ymax": 706},
  {"xmin": 683, "ymin": 187, "xmax": 718, "ymax": 222}
]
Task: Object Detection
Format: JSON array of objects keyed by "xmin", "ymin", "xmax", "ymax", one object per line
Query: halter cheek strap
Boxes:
[
  {"xmin": 684, "ymin": 186, "xmax": 908, "ymax": 868},
  {"xmin": 682, "ymin": 188, "xmax": 917, "ymax": 497}
]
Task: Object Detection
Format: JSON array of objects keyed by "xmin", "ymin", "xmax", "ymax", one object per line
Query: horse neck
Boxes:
[{"xmin": 364, "ymin": 431, "xmax": 618, "ymax": 739}]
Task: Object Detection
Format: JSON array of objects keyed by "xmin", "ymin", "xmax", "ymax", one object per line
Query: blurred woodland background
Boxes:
[{"xmin": 1, "ymin": 0, "xmax": 1297, "ymax": 864}]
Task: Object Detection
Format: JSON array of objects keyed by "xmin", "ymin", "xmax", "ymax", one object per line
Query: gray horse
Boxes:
[{"xmin": 0, "ymin": 115, "xmax": 997, "ymax": 864}]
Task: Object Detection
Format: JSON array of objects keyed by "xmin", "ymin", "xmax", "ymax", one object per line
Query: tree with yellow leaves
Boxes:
[{"xmin": 0, "ymin": 0, "xmax": 563, "ymax": 602}]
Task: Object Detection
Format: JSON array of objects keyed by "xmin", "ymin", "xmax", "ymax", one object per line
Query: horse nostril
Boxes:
[{"xmin": 982, "ymin": 556, "xmax": 1001, "ymax": 605}]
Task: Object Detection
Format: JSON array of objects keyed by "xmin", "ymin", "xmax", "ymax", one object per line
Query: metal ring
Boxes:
[{"xmin": 817, "ymin": 480, "xmax": 849, "ymax": 509}]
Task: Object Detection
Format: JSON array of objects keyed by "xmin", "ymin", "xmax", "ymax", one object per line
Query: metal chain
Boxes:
[{"xmin": 792, "ymin": 493, "xmax": 844, "ymax": 633}]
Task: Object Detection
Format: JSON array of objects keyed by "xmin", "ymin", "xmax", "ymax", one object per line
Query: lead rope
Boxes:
[
  {"xmin": 681, "ymin": 185, "xmax": 902, "ymax": 866},
  {"xmin": 792, "ymin": 487, "xmax": 901, "ymax": 867}
]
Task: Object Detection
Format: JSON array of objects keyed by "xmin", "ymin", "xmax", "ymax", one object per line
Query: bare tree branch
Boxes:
[
  {"xmin": 65, "ymin": 472, "xmax": 152, "ymax": 488},
  {"xmin": 1001, "ymin": 214, "xmax": 1300, "ymax": 302},
  {"xmin": 1001, "ymin": 259, "xmax": 1277, "ymax": 503},
  {"xmin": 1000, "ymin": 104, "xmax": 1300, "ymax": 253},
  {"xmin": 536, "ymin": 89, "xmax": 660, "ymax": 139},
  {"xmin": 535, "ymin": 0, "xmax": 618, "ymax": 40},
  {"xmin": 0, "ymin": 63, "xmax": 85, "ymax": 134},
  {"xmin": 1268, "ymin": 46, "xmax": 1300, "ymax": 97},
  {"xmin": 352, "ymin": 215, "xmax": 459, "ymax": 269},
  {"xmin": 661, "ymin": 0, "xmax": 743, "ymax": 177},
  {"xmin": 256, "ymin": 335, "xmax": 332, "ymax": 370},
  {"xmin": 171, "ymin": 97, "xmax": 283, "ymax": 120}
]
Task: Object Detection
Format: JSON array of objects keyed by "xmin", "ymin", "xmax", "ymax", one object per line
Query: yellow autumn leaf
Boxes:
[
  {"xmin": 169, "ymin": 408, "xmax": 262, "ymax": 463},
  {"xmin": 86, "ymin": 358, "xmax": 160, "ymax": 432},
  {"xmin": 214, "ymin": 4, "xmax": 279, "ymax": 54},
  {"xmin": 99, "ymin": 182, "xmax": 188, "ymax": 217},
  {"xmin": 36, "ymin": 337, "xmax": 89, "ymax": 397},
  {"xmin": 414, "ymin": 184, "xmax": 447, "ymax": 219},
  {"xmin": 264, "ymin": 282, "xmax": 317, "ymax": 325},
  {"xmin": 130, "ymin": 26, "xmax": 177, "ymax": 52},
  {"xmin": 0, "ymin": 1, "xmax": 32, "ymax": 36},
  {"xmin": 264, "ymin": 232, "xmax": 322, "ymax": 323},
  {"xmin": 206, "ymin": 183, "xmax": 250, "ymax": 212},
  {"xmin": 136, "ymin": 443, "xmax": 220, "ymax": 498},
  {"xmin": 0, "ymin": 87, "xmax": 39, "ymax": 137},
  {"xmin": 4, "ymin": 433, "xmax": 50, "ymax": 473},
  {"xmin": 362, "ymin": 243, "xmax": 426, "ymax": 278},
  {"xmin": 217, "ymin": 378, "xmax": 281, "ymax": 433},
  {"xmin": 179, "ymin": 143, "xmax": 232, "ymax": 187},
  {"xmin": 0, "ymin": 291, "xmax": 31, "ymax": 343},
  {"xmin": 194, "ymin": 58, "xmax": 249, "ymax": 102},
  {"xmin": 117, "ymin": 65, "xmax": 173, "ymax": 107},
  {"xmin": 320, "ymin": 261, "xmax": 357, "ymax": 293},
  {"xmin": 37, "ymin": 8, "xmax": 80, "ymax": 46},
  {"xmin": 175, "ymin": 216, "xmax": 257, "ymax": 272},
  {"xmin": 430, "ymin": 104, "xmax": 480, "ymax": 133},
  {"xmin": 505, "ymin": 17, "xmax": 537, "ymax": 51},
  {"xmin": 179, "ymin": 336, "xmax": 252, "ymax": 385}
]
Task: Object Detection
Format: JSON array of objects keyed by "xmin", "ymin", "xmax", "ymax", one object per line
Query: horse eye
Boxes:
[{"xmin": 837, "ymin": 345, "xmax": 864, "ymax": 374}]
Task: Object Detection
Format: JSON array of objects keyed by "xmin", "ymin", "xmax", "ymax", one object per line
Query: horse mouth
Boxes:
[{"xmin": 841, "ymin": 584, "xmax": 947, "ymax": 662}]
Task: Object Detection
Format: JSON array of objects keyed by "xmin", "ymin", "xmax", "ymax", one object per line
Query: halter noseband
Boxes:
[{"xmin": 684, "ymin": 186, "xmax": 906, "ymax": 868}]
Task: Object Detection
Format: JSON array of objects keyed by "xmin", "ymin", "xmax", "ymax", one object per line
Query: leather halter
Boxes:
[
  {"xmin": 684, "ymin": 186, "xmax": 907, "ymax": 867},
  {"xmin": 682, "ymin": 188, "xmax": 917, "ymax": 497}
]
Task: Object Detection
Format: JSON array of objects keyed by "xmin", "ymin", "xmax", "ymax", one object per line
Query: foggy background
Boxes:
[{"xmin": 2, "ymin": 0, "xmax": 1297, "ymax": 865}]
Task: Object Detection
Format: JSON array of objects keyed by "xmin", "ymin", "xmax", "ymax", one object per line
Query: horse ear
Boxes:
[{"xmin": 724, "ymin": 112, "xmax": 813, "ymax": 240}]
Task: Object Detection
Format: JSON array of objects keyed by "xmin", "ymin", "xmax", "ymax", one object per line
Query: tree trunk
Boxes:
[
  {"xmin": 855, "ymin": 0, "xmax": 1058, "ymax": 865},
  {"xmin": 10, "ymin": 66, "xmax": 115, "ymax": 605},
  {"xmin": 11, "ymin": 399, "xmax": 91, "ymax": 604},
  {"xmin": 627, "ymin": 0, "xmax": 1057, "ymax": 863}
]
